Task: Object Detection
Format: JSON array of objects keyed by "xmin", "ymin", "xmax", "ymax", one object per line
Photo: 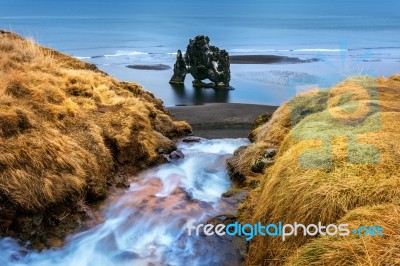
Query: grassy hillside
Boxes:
[
  {"xmin": 0, "ymin": 30, "xmax": 190, "ymax": 232},
  {"xmin": 229, "ymin": 75, "xmax": 400, "ymax": 265}
]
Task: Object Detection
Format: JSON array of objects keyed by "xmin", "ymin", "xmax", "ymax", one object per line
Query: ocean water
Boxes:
[{"xmin": 1, "ymin": 0, "xmax": 399, "ymax": 106}]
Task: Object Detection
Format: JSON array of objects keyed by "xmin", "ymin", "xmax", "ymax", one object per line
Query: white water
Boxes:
[{"xmin": 0, "ymin": 138, "xmax": 248, "ymax": 266}]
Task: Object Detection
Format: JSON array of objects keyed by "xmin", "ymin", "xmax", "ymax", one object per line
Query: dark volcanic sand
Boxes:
[
  {"xmin": 126, "ymin": 64, "xmax": 172, "ymax": 70},
  {"xmin": 168, "ymin": 103, "xmax": 278, "ymax": 139},
  {"xmin": 229, "ymin": 55, "xmax": 319, "ymax": 64}
]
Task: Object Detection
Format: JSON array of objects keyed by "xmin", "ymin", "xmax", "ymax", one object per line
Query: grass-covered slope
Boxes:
[
  {"xmin": 230, "ymin": 75, "xmax": 400, "ymax": 265},
  {"xmin": 0, "ymin": 30, "xmax": 191, "ymax": 213}
]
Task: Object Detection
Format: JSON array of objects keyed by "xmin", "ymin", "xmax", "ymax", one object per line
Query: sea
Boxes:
[{"xmin": 1, "ymin": 0, "xmax": 399, "ymax": 106}]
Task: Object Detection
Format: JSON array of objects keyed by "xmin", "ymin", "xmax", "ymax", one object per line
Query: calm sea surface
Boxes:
[{"xmin": 1, "ymin": 0, "xmax": 399, "ymax": 106}]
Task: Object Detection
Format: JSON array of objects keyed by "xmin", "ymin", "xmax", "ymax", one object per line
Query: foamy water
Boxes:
[{"xmin": 0, "ymin": 138, "xmax": 248, "ymax": 266}]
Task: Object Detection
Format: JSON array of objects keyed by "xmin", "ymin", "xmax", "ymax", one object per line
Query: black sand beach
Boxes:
[
  {"xmin": 126, "ymin": 64, "xmax": 172, "ymax": 70},
  {"xmin": 229, "ymin": 55, "xmax": 319, "ymax": 64},
  {"xmin": 168, "ymin": 103, "xmax": 278, "ymax": 138}
]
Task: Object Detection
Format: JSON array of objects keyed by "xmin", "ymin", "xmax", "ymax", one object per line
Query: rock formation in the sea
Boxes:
[
  {"xmin": 169, "ymin": 35, "xmax": 232, "ymax": 89},
  {"xmin": 169, "ymin": 50, "xmax": 187, "ymax": 84}
]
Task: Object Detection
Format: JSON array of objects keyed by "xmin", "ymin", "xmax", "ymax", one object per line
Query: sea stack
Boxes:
[
  {"xmin": 169, "ymin": 35, "xmax": 232, "ymax": 89},
  {"xmin": 169, "ymin": 50, "xmax": 187, "ymax": 84}
]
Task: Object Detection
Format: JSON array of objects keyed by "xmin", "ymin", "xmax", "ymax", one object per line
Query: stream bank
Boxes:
[{"xmin": 0, "ymin": 138, "xmax": 250, "ymax": 266}]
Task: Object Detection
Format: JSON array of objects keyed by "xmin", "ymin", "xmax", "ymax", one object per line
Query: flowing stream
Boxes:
[{"xmin": 0, "ymin": 138, "xmax": 248, "ymax": 266}]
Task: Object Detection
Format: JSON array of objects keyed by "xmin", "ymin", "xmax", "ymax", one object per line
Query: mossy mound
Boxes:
[{"xmin": 230, "ymin": 75, "xmax": 400, "ymax": 265}]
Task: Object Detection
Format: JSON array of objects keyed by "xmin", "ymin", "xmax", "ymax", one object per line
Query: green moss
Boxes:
[
  {"xmin": 252, "ymin": 112, "xmax": 273, "ymax": 129},
  {"xmin": 249, "ymin": 112, "xmax": 273, "ymax": 142},
  {"xmin": 289, "ymin": 89, "xmax": 330, "ymax": 126}
]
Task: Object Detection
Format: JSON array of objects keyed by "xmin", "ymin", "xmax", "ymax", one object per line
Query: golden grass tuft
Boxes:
[
  {"xmin": 232, "ymin": 75, "xmax": 400, "ymax": 265},
  {"xmin": 0, "ymin": 30, "xmax": 191, "ymax": 211},
  {"xmin": 286, "ymin": 204, "xmax": 400, "ymax": 266}
]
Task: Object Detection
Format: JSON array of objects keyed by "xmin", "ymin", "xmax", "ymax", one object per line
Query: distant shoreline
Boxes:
[
  {"xmin": 126, "ymin": 64, "xmax": 171, "ymax": 70},
  {"xmin": 229, "ymin": 55, "xmax": 319, "ymax": 64},
  {"xmin": 123, "ymin": 55, "xmax": 320, "ymax": 73},
  {"xmin": 168, "ymin": 103, "xmax": 278, "ymax": 139}
]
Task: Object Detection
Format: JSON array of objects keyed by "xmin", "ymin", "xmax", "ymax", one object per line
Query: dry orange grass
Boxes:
[
  {"xmin": 227, "ymin": 103, "xmax": 292, "ymax": 188},
  {"xmin": 232, "ymin": 75, "xmax": 400, "ymax": 265},
  {"xmin": 286, "ymin": 204, "xmax": 400, "ymax": 266},
  {"xmin": 0, "ymin": 30, "xmax": 191, "ymax": 211}
]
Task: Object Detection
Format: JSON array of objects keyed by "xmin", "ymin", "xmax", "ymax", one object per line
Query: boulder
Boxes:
[
  {"xmin": 182, "ymin": 136, "xmax": 203, "ymax": 143},
  {"xmin": 251, "ymin": 157, "xmax": 274, "ymax": 173},
  {"xmin": 263, "ymin": 148, "xmax": 277, "ymax": 158},
  {"xmin": 169, "ymin": 149, "xmax": 185, "ymax": 160},
  {"xmin": 251, "ymin": 148, "xmax": 277, "ymax": 173}
]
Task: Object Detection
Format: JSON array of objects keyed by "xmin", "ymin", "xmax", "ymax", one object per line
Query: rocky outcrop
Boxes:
[
  {"xmin": 170, "ymin": 35, "xmax": 232, "ymax": 89},
  {"xmin": 251, "ymin": 148, "xmax": 277, "ymax": 173}
]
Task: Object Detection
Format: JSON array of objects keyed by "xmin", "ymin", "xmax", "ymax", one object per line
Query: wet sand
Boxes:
[{"xmin": 168, "ymin": 103, "xmax": 278, "ymax": 139}]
